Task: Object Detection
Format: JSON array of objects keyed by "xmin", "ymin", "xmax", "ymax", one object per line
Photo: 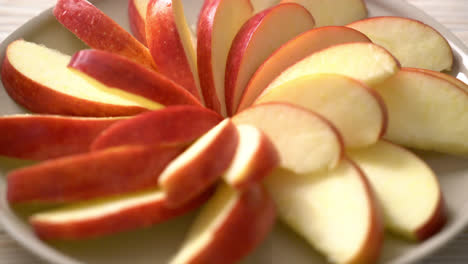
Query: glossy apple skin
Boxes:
[
  {"xmin": 225, "ymin": 3, "xmax": 315, "ymax": 116},
  {"xmin": 0, "ymin": 115, "xmax": 121, "ymax": 160},
  {"xmin": 54, "ymin": 0, "xmax": 156, "ymax": 70},
  {"xmin": 183, "ymin": 184, "xmax": 276, "ymax": 264},
  {"xmin": 91, "ymin": 106, "xmax": 223, "ymax": 151},
  {"xmin": 69, "ymin": 50, "xmax": 202, "ymax": 107},
  {"xmin": 196, "ymin": 0, "xmax": 223, "ymax": 114},
  {"xmin": 235, "ymin": 132, "xmax": 280, "ymax": 189},
  {"xmin": 237, "ymin": 26, "xmax": 371, "ymax": 113},
  {"xmin": 128, "ymin": 0, "xmax": 147, "ymax": 45},
  {"xmin": 226, "ymin": 126, "xmax": 280, "ymax": 190},
  {"xmin": 146, "ymin": 0, "xmax": 202, "ymax": 101},
  {"xmin": 160, "ymin": 120, "xmax": 239, "ymax": 208},
  {"xmin": 197, "ymin": 0, "xmax": 253, "ymax": 114},
  {"xmin": 7, "ymin": 146, "xmax": 183, "ymax": 204},
  {"xmin": 31, "ymin": 190, "xmax": 212, "ymax": 241},
  {"xmin": 224, "ymin": 9, "xmax": 269, "ymax": 117},
  {"xmin": 1, "ymin": 55, "xmax": 147, "ymax": 117}
]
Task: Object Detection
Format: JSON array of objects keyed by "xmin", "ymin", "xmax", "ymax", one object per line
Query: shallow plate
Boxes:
[{"xmin": 1, "ymin": 0, "xmax": 468, "ymax": 263}]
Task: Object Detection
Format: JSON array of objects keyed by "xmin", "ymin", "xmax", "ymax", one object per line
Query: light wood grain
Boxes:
[{"xmin": 1, "ymin": 0, "xmax": 468, "ymax": 263}]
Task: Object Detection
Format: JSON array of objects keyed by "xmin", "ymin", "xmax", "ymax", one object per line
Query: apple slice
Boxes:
[
  {"xmin": 223, "ymin": 125, "xmax": 280, "ymax": 190},
  {"xmin": 349, "ymin": 141, "xmax": 446, "ymax": 241},
  {"xmin": 255, "ymin": 74, "xmax": 387, "ymax": 149},
  {"xmin": 348, "ymin": 16, "xmax": 453, "ymax": 72},
  {"xmin": 237, "ymin": 26, "xmax": 371, "ymax": 113},
  {"xmin": 54, "ymin": 0, "xmax": 155, "ymax": 70},
  {"xmin": 1, "ymin": 40, "xmax": 161, "ymax": 117},
  {"xmin": 0, "ymin": 115, "xmax": 122, "ymax": 160},
  {"xmin": 225, "ymin": 3, "xmax": 315, "ymax": 116},
  {"xmin": 30, "ymin": 188, "xmax": 210, "ymax": 240},
  {"xmin": 280, "ymin": 0, "xmax": 367, "ymax": 27},
  {"xmin": 232, "ymin": 103, "xmax": 343, "ymax": 174},
  {"xmin": 92, "ymin": 106, "xmax": 223, "ymax": 151},
  {"xmin": 129, "ymin": 0, "xmax": 150, "ymax": 45},
  {"xmin": 169, "ymin": 183, "xmax": 275, "ymax": 264},
  {"xmin": 264, "ymin": 159, "xmax": 383, "ymax": 264},
  {"xmin": 197, "ymin": 0, "xmax": 253, "ymax": 115},
  {"xmin": 159, "ymin": 119, "xmax": 238, "ymax": 208},
  {"xmin": 375, "ymin": 68, "xmax": 468, "ymax": 155},
  {"xmin": 265, "ymin": 42, "xmax": 400, "ymax": 94},
  {"xmin": 407, "ymin": 67, "xmax": 468, "ymax": 93},
  {"xmin": 68, "ymin": 50, "xmax": 202, "ymax": 107},
  {"xmin": 147, "ymin": 0, "xmax": 203, "ymax": 101},
  {"xmin": 250, "ymin": 0, "xmax": 280, "ymax": 13},
  {"xmin": 7, "ymin": 146, "xmax": 183, "ymax": 204}
]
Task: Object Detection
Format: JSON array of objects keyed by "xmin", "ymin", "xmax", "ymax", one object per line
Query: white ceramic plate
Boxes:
[{"xmin": 1, "ymin": 0, "xmax": 468, "ymax": 263}]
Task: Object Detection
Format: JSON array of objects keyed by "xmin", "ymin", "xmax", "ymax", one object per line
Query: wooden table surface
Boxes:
[{"xmin": 1, "ymin": 0, "xmax": 468, "ymax": 263}]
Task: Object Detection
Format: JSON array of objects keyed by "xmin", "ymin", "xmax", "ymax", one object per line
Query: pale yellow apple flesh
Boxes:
[
  {"xmin": 255, "ymin": 74, "xmax": 387, "ymax": 149},
  {"xmin": 349, "ymin": 141, "xmax": 446, "ymax": 241},
  {"xmin": 31, "ymin": 189, "xmax": 164, "ymax": 225},
  {"xmin": 169, "ymin": 183, "xmax": 275, "ymax": 264},
  {"xmin": 250, "ymin": 0, "xmax": 281, "ymax": 13},
  {"xmin": 375, "ymin": 68, "xmax": 468, "ymax": 154},
  {"xmin": 348, "ymin": 16, "xmax": 453, "ymax": 72},
  {"xmin": 408, "ymin": 67, "xmax": 468, "ymax": 93},
  {"xmin": 223, "ymin": 125, "xmax": 280, "ymax": 189},
  {"xmin": 237, "ymin": 26, "xmax": 371, "ymax": 113},
  {"xmin": 170, "ymin": 184, "xmax": 237, "ymax": 264},
  {"xmin": 159, "ymin": 119, "xmax": 238, "ymax": 207},
  {"xmin": 128, "ymin": 0, "xmax": 150, "ymax": 44},
  {"xmin": 280, "ymin": 0, "xmax": 368, "ymax": 27},
  {"xmin": 233, "ymin": 103, "xmax": 343, "ymax": 174},
  {"xmin": 264, "ymin": 159, "xmax": 383, "ymax": 264},
  {"xmin": 134, "ymin": 0, "xmax": 149, "ymax": 18},
  {"xmin": 265, "ymin": 42, "xmax": 400, "ymax": 94},
  {"xmin": 4, "ymin": 40, "xmax": 161, "ymax": 111},
  {"xmin": 34, "ymin": 189, "xmax": 163, "ymax": 220},
  {"xmin": 30, "ymin": 187, "xmax": 209, "ymax": 240},
  {"xmin": 1, "ymin": 0, "xmax": 458, "ymax": 260},
  {"xmin": 172, "ymin": 0, "xmax": 202, "ymax": 100},
  {"xmin": 147, "ymin": 0, "xmax": 203, "ymax": 102},
  {"xmin": 225, "ymin": 3, "xmax": 315, "ymax": 116}
]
